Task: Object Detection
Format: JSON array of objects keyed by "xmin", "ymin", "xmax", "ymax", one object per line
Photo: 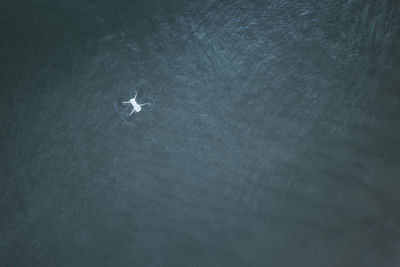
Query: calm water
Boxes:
[{"xmin": 1, "ymin": 0, "xmax": 400, "ymax": 266}]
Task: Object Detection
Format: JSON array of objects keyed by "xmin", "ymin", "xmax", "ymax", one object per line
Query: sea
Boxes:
[{"xmin": 1, "ymin": 0, "xmax": 400, "ymax": 266}]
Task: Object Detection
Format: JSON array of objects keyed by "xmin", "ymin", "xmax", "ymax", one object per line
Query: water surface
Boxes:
[{"xmin": 1, "ymin": 0, "xmax": 400, "ymax": 266}]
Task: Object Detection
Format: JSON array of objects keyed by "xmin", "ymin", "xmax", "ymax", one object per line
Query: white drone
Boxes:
[{"xmin": 122, "ymin": 92, "xmax": 152, "ymax": 115}]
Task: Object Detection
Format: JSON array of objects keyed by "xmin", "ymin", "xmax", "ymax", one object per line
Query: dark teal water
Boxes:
[{"xmin": 1, "ymin": 1, "xmax": 400, "ymax": 266}]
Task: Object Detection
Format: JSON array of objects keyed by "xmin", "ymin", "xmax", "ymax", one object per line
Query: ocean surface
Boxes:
[{"xmin": 1, "ymin": 0, "xmax": 400, "ymax": 266}]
